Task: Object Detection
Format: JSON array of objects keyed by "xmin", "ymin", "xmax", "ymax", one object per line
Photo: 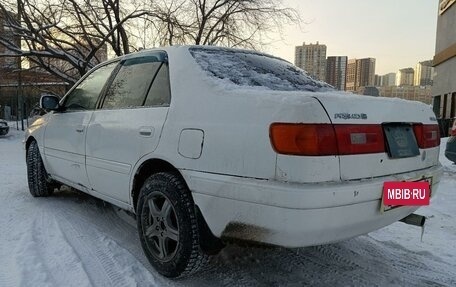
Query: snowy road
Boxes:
[{"xmin": 1, "ymin": 127, "xmax": 455, "ymax": 286}]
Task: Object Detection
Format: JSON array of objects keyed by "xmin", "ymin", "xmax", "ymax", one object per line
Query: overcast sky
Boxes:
[{"xmin": 265, "ymin": 0, "xmax": 438, "ymax": 75}]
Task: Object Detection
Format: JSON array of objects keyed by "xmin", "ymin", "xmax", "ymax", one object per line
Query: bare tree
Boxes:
[
  {"xmin": 0, "ymin": 0, "xmax": 300, "ymax": 86},
  {"xmin": 0, "ymin": 0, "xmax": 156, "ymax": 85},
  {"xmin": 152, "ymin": 0, "xmax": 300, "ymax": 49}
]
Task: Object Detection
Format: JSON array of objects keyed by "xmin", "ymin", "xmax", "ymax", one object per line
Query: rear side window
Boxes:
[
  {"xmin": 64, "ymin": 62, "xmax": 118, "ymax": 110},
  {"xmin": 189, "ymin": 47, "xmax": 333, "ymax": 92},
  {"xmin": 144, "ymin": 64, "xmax": 171, "ymax": 107},
  {"xmin": 102, "ymin": 56, "xmax": 162, "ymax": 109}
]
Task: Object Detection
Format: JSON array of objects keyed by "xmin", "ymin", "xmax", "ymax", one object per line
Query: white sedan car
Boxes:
[{"xmin": 25, "ymin": 46, "xmax": 443, "ymax": 277}]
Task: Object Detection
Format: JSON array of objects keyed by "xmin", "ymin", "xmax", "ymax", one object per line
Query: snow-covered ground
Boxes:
[{"xmin": 0, "ymin": 126, "xmax": 455, "ymax": 287}]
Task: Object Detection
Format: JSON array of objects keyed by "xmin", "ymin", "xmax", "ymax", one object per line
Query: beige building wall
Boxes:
[
  {"xmin": 396, "ymin": 68, "xmax": 415, "ymax": 86},
  {"xmin": 294, "ymin": 42, "xmax": 327, "ymax": 81},
  {"xmin": 433, "ymin": 0, "xmax": 456, "ymax": 120},
  {"xmin": 378, "ymin": 85, "xmax": 432, "ymax": 104},
  {"xmin": 381, "ymin": 73, "xmax": 396, "ymax": 86}
]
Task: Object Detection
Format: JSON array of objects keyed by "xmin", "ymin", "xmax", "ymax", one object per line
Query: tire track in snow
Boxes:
[
  {"xmin": 1, "ymin": 188, "xmax": 158, "ymax": 287},
  {"xmin": 55, "ymin": 209, "xmax": 159, "ymax": 287},
  {"xmin": 0, "ymin": 213, "xmax": 23, "ymax": 287},
  {"xmin": 254, "ymin": 245, "xmax": 372, "ymax": 286},
  {"xmin": 368, "ymin": 237, "xmax": 456, "ymax": 286},
  {"xmin": 0, "ymin": 186, "xmax": 55, "ymax": 287},
  {"xmin": 54, "ymin": 193, "xmax": 160, "ymax": 273},
  {"xmin": 289, "ymin": 247, "xmax": 370, "ymax": 286},
  {"xmin": 14, "ymin": 211, "xmax": 93, "ymax": 287},
  {"xmin": 323, "ymin": 236, "xmax": 456, "ymax": 286},
  {"xmin": 37, "ymin": 211, "xmax": 92, "ymax": 286},
  {"xmin": 185, "ymin": 236, "xmax": 456, "ymax": 287}
]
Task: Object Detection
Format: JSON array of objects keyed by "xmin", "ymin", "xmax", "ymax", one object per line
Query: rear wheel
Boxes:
[
  {"xmin": 26, "ymin": 141, "xmax": 54, "ymax": 197},
  {"xmin": 137, "ymin": 172, "xmax": 208, "ymax": 278}
]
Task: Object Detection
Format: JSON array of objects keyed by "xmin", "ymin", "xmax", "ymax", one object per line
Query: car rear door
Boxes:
[
  {"xmin": 85, "ymin": 51, "xmax": 170, "ymax": 204},
  {"xmin": 43, "ymin": 61, "xmax": 118, "ymax": 189}
]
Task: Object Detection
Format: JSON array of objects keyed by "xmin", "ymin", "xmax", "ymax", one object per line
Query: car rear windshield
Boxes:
[{"xmin": 189, "ymin": 47, "xmax": 332, "ymax": 92}]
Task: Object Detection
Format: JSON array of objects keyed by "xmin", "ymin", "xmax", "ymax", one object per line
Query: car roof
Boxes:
[{"xmin": 110, "ymin": 45, "xmax": 289, "ymax": 65}]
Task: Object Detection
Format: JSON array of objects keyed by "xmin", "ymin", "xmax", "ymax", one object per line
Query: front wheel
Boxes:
[
  {"xmin": 137, "ymin": 172, "xmax": 208, "ymax": 278},
  {"xmin": 26, "ymin": 141, "xmax": 54, "ymax": 197}
]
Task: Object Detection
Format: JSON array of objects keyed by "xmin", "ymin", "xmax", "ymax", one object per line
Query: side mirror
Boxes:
[{"xmin": 40, "ymin": 95, "xmax": 60, "ymax": 111}]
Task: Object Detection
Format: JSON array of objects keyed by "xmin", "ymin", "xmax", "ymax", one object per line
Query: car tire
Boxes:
[
  {"xmin": 26, "ymin": 141, "xmax": 54, "ymax": 197},
  {"xmin": 137, "ymin": 172, "xmax": 208, "ymax": 278}
]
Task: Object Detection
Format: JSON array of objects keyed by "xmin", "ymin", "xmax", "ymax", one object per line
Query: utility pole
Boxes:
[{"xmin": 18, "ymin": 0, "xmax": 24, "ymax": 130}]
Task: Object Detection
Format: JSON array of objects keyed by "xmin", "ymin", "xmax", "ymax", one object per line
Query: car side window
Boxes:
[
  {"xmin": 102, "ymin": 56, "xmax": 162, "ymax": 109},
  {"xmin": 63, "ymin": 62, "xmax": 118, "ymax": 111},
  {"xmin": 144, "ymin": 63, "xmax": 171, "ymax": 107}
]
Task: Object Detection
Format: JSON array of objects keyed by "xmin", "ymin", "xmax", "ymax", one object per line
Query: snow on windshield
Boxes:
[{"xmin": 189, "ymin": 47, "xmax": 333, "ymax": 92}]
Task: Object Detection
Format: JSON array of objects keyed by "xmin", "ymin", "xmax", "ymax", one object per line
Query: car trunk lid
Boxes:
[{"xmin": 312, "ymin": 93, "xmax": 440, "ymax": 180}]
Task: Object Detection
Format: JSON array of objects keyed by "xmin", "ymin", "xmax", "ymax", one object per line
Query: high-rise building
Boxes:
[
  {"xmin": 381, "ymin": 73, "xmax": 396, "ymax": 87},
  {"xmin": 325, "ymin": 56, "xmax": 347, "ymax": 90},
  {"xmin": 374, "ymin": 74, "xmax": 382, "ymax": 86},
  {"xmin": 414, "ymin": 60, "xmax": 434, "ymax": 86},
  {"xmin": 346, "ymin": 59, "xmax": 357, "ymax": 92},
  {"xmin": 0, "ymin": 10, "xmax": 20, "ymax": 69},
  {"xmin": 294, "ymin": 42, "xmax": 327, "ymax": 81},
  {"xmin": 396, "ymin": 68, "xmax": 415, "ymax": 86},
  {"xmin": 357, "ymin": 58, "xmax": 376, "ymax": 87},
  {"xmin": 345, "ymin": 58, "xmax": 376, "ymax": 92}
]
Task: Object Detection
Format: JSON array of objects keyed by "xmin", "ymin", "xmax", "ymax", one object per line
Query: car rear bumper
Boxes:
[{"xmin": 184, "ymin": 164, "xmax": 443, "ymax": 247}]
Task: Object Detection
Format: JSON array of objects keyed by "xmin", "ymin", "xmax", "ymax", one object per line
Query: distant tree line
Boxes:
[{"xmin": 0, "ymin": 0, "xmax": 299, "ymax": 86}]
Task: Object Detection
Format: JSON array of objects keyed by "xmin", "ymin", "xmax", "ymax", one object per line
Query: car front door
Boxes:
[
  {"xmin": 43, "ymin": 61, "xmax": 118, "ymax": 190},
  {"xmin": 85, "ymin": 52, "xmax": 170, "ymax": 203}
]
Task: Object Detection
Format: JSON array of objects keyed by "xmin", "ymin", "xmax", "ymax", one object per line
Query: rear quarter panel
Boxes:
[{"xmin": 154, "ymin": 47, "xmax": 339, "ymax": 183}]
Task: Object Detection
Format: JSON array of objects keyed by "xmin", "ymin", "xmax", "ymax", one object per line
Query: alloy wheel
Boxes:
[{"xmin": 142, "ymin": 191, "xmax": 180, "ymax": 262}]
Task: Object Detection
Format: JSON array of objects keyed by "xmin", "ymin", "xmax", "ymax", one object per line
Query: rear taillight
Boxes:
[
  {"xmin": 334, "ymin": 125, "xmax": 385, "ymax": 155},
  {"xmin": 269, "ymin": 123, "xmax": 338, "ymax": 156},
  {"xmin": 451, "ymin": 120, "xmax": 456, "ymax": 137},
  {"xmin": 269, "ymin": 123, "xmax": 385, "ymax": 156},
  {"xmin": 413, "ymin": 124, "xmax": 440, "ymax": 148}
]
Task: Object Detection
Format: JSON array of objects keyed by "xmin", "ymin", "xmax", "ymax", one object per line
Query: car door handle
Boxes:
[
  {"xmin": 76, "ymin": 126, "xmax": 84, "ymax": 133},
  {"xmin": 139, "ymin": 127, "xmax": 154, "ymax": 137}
]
